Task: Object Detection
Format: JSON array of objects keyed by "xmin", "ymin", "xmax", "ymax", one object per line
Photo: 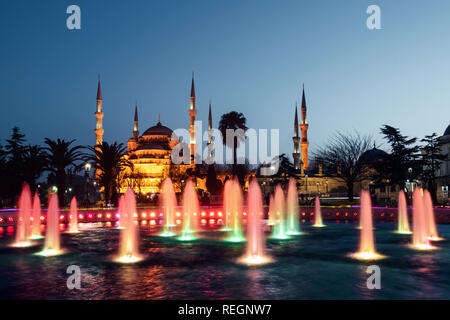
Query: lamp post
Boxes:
[{"xmin": 85, "ymin": 162, "xmax": 91, "ymax": 206}]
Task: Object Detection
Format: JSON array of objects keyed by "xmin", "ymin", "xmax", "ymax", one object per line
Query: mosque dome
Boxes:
[
  {"xmin": 359, "ymin": 146, "xmax": 387, "ymax": 165},
  {"xmin": 142, "ymin": 121, "xmax": 173, "ymax": 137}
]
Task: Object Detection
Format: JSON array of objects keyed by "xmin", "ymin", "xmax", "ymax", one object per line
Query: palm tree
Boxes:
[
  {"xmin": 44, "ymin": 138, "xmax": 85, "ymax": 206},
  {"xmin": 88, "ymin": 142, "xmax": 131, "ymax": 205},
  {"xmin": 218, "ymin": 111, "xmax": 248, "ymax": 176},
  {"xmin": 23, "ymin": 145, "xmax": 46, "ymax": 191}
]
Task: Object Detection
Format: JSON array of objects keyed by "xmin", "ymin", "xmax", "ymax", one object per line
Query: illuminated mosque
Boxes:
[{"xmin": 94, "ymin": 74, "xmax": 210, "ymax": 195}]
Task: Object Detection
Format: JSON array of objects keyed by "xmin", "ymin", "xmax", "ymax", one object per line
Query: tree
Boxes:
[
  {"xmin": 44, "ymin": 138, "xmax": 85, "ymax": 206},
  {"xmin": 4, "ymin": 127, "xmax": 28, "ymax": 201},
  {"xmin": 218, "ymin": 111, "xmax": 248, "ymax": 176},
  {"xmin": 314, "ymin": 131, "xmax": 372, "ymax": 201},
  {"xmin": 258, "ymin": 154, "xmax": 295, "ymax": 189},
  {"xmin": 420, "ymin": 133, "xmax": 447, "ymax": 202},
  {"xmin": 22, "ymin": 145, "xmax": 46, "ymax": 191},
  {"xmin": 88, "ymin": 142, "xmax": 131, "ymax": 205},
  {"xmin": 375, "ymin": 125, "xmax": 419, "ymax": 190},
  {"xmin": 206, "ymin": 165, "xmax": 220, "ymax": 195}
]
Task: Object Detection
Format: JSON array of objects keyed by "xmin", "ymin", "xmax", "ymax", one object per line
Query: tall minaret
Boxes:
[
  {"xmin": 94, "ymin": 75, "xmax": 104, "ymax": 146},
  {"xmin": 207, "ymin": 100, "xmax": 213, "ymax": 159},
  {"xmin": 300, "ymin": 84, "xmax": 309, "ymax": 170},
  {"xmin": 188, "ymin": 72, "xmax": 197, "ymax": 163},
  {"xmin": 133, "ymin": 101, "xmax": 139, "ymax": 139},
  {"xmin": 292, "ymin": 102, "xmax": 300, "ymax": 170}
]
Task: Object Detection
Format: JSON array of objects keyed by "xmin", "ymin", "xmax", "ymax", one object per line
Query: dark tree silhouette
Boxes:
[
  {"xmin": 88, "ymin": 142, "xmax": 131, "ymax": 205},
  {"xmin": 420, "ymin": 133, "xmax": 447, "ymax": 201},
  {"xmin": 218, "ymin": 111, "xmax": 248, "ymax": 176},
  {"xmin": 374, "ymin": 125, "xmax": 419, "ymax": 190},
  {"xmin": 314, "ymin": 131, "xmax": 372, "ymax": 201},
  {"xmin": 44, "ymin": 138, "xmax": 85, "ymax": 206}
]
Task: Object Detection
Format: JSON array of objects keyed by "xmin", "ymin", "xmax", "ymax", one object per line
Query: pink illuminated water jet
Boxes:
[
  {"xmin": 117, "ymin": 195, "xmax": 125, "ymax": 229},
  {"xmin": 37, "ymin": 193, "xmax": 63, "ymax": 256},
  {"xmin": 68, "ymin": 197, "xmax": 79, "ymax": 233},
  {"xmin": 116, "ymin": 188, "xmax": 141, "ymax": 263},
  {"xmin": 397, "ymin": 190, "xmax": 411, "ymax": 234},
  {"xmin": 313, "ymin": 195, "xmax": 325, "ymax": 227},
  {"xmin": 423, "ymin": 189, "xmax": 442, "ymax": 241},
  {"xmin": 14, "ymin": 183, "xmax": 32, "ymax": 247},
  {"xmin": 239, "ymin": 179, "xmax": 271, "ymax": 265},
  {"xmin": 351, "ymin": 190, "xmax": 384, "ymax": 260},
  {"xmin": 30, "ymin": 190, "xmax": 43, "ymax": 240}
]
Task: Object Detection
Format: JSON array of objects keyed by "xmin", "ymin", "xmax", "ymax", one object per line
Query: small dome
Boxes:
[
  {"xmin": 142, "ymin": 121, "xmax": 173, "ymax": 137},
  {"xmin": 359, "ymin": 147, "xmax": 387, "ymax": 165},
  {"xmin": 444, "ymin": 124, "xmax": 450, "ymax": 136}
]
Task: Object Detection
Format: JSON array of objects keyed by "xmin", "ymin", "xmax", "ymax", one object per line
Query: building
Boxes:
[
  {"xmin": 94, "ymin": 74, "xmax": 209, "ymax": 196},
  {"xmin": 437, "ymin": 124, "xmax": 450, "ymax": 202}
]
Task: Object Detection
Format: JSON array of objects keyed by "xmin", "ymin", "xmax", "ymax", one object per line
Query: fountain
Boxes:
[
  {"xmin": 423, "ymin": 189, "xmax": 442, "ymax": 241},
  {"xmin": 351, "ymin": 190, "xmax": 384, "ymax": 260},
  {"xmin": 411, "ymin": 188, "xmax": 434, "ymax": 250},
  {"xmin": 271, "ymin": 184, "xmax": 290, "ymax": 239},
  {"xmin": 267, "ymin": 195, "xmax": 275, "ymax": 226},
  {"xmin": 286, "ymin": 178, "xmax": 302, "ymax": 234},
  {"xmin": 13, "ymin": 183, "xmax": 32, "ymax": 247},
  {"xmin": 160, "ymin": 178, "xmax": 177, "ymax": 237},
  {"xmin": 178, "ymin": 179, "xmax": 199, "ymax": 241},
  {"xmin": 36, "ymin": 193, "xmax": 63, "ymax": 256},
  {"xmin": 117, "ymin": 195, "xmax": 125, "ymax": 229},
  {"xmin": 116, "ymin": 188, "xmax": 141, "ymax": 263},
  {"xmin": 221, "ymin": 180, "xmax": 233, "ymax": 231},
  {"xmin": 68, "ymin": 197, "xmax": 79, "ymax": 233},
  {"xmin": 313, "ymin": 195, "xmax": 325, "ymax": 227},
  {"xmin": 239, "ymin": 179, "xmax": 271, "ymax": 265},
  {"xmin": 397, "ymin": 190, "xmax": 411, "ymax": 234},
  {"xmin": 30, "ymin": 190, "xmax": 43, "ymax": 240},
  {"xmin": 224, "ymin": 179, "xmax": 245, "ymax": 242}
]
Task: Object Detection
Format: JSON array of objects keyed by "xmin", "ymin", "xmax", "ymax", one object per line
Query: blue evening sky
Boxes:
[{"xmin": 0, "ymin": 0, "xmax": 449, "ymax": 161}]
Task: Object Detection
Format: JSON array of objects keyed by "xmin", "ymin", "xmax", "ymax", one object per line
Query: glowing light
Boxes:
[
  {"xmin": 210, "ymin": 212, "xmax": 214, "ymax": 217},
  {"xmin": 35, "ymin": 249, "xmax": 64, "ymax": 257},
  {"xmin": 106, "ymin": 213, "xmax": 111, "ymax": 219},
  {"xmin": 201, "ymin": 212, "xmax": 206, "ymax": 217},
  {"xmin": 349, "ymin": 252, "xmax": 385, "ymax": 261},
  {"xmin": 150, "ymin": 212, "xmax": 155, "ymax": 218},
  {"xmin": 159, "ymin": 230, "xmax": 177, "ymax": 237},
  {"xmin": 114, "ymin": 255, "xmax": 142, "ymax": 263},
  {"xmin": 410, "ymin": 243, "xmax": 437, "ymax": 251},
  {"xmin": 238, "ymin": 254, "xmax": 272, "ymax": 265},
  {"xmin": 177, "ymin": 234, "xmax": 197, "ymax": 241},
  {"xmin": 97, "ymin": 214, "xmax": 102, "ymax": 219},
  {"xmin": 218, "ymin": 212, "xmax": 222, "ymax": 217},
  {"xmin": 11, "ymin": 241, "xmax": 33, "ymax": 248}
]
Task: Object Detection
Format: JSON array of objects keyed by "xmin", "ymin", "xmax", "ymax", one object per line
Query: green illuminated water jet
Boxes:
[
  {"xmin": 287, "ymin": 178, "xmax": 302, "ymax": 234},
  {"xmin": 271, "ymin": 184, "xmax": 290, "ymax": 239},
  {"xmin": 224, "ymin": 179, "xmax": 245, "ymax": 243},
  {"xmin": 178, "ymin": 179, "xmax": 198, "ymax": 241}
]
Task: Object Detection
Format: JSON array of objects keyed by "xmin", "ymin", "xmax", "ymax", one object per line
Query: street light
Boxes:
[{"xmin": 85, "ymin": 162, "xmax": 91, "ymax": 206}]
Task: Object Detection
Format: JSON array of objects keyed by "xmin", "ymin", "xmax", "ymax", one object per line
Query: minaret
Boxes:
[
  {"xmin": 133, "ymin": 101, "xmax": 139, "ymax": 139},
  {"xmin": 207, "ymin": 100, "xmax": 213, "ymax": 159},
  {"xmin": 300, "ymin": 84, "xmax": 309, "ymax": 170},
  {"xmin": 94, "ymin": 75, "xmax": 104, "ymax": 146},
  {"xmin": 188, "ymin": 72, "xmax": 197, "ymax": 163},
  {"xmin": 292, "ymin": 102, "xmax": 300, "ymax": 170}
]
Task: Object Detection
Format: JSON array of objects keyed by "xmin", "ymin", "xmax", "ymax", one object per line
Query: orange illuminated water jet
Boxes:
[{"xmin": 350, "ymin": 190, "xmax": 384, "ymax": 260}]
